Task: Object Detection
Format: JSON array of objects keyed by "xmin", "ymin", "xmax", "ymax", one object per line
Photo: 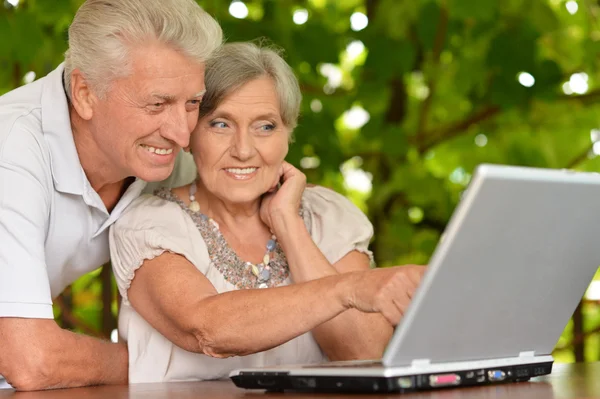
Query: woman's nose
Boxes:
[{"xmin": 230, "ymin": 130, "xmax": 256, "ymax": 160}]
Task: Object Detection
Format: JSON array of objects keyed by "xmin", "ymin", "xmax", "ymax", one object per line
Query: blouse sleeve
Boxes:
[
  {"xmin": 109, "ymin": 194, "xmax": 209, "ymax": 304},
  {"xmin": 301, "ymin": 186, "xmax": 375, "ymax": 266}
]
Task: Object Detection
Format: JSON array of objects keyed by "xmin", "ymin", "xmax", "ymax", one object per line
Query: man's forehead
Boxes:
[
  {"xmin": 129, "ymin": 43, "xmax": 205, "ymax": 75},
  {"xmin": 144, "ymin": 88, "xmax": 205, "ymax": 100},
  {"xmin": 127, "ymin": 55, "xmax": 205, "ymax": 96}
]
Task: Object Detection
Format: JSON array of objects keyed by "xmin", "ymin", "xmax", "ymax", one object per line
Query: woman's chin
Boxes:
[{"xmin": 218, "ymin": 188, "xmax": 264, "ymax": 205}]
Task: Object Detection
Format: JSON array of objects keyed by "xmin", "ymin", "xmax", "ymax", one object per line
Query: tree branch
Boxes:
[
  {"xmin": 417, "ymin": 217, "xmax": 447, "ymax": 233},
  {"xmin": 584, "ymin": 0, "xmax": 600, "ymax": 31},
  {"xmin": 385, "ymin": 78, "xmax": 408, "ymax": 124},
  {"xmin": 565, "ymin": 142, "xmax": 595, "ymax": 169},
  {"xmin": 364, "ymin": 0, "xmax": 408, "ymax": 265},
  {"xmin": 299, "ymin": 84, "xmax": 347, "ymax": 97},
  {"xmin": 101, "ymin": 264, "xmax": 116, "ymax": 339},
  {"xmin": 412, "ymin": 87, "xmax": 600, "ymax": 156},
  {"xmin": 414, "ymin": 105, "xmax": 501, "ymax": 154},
  {"xmin": 54, "ymin": 296, "xmax": 104, "ymax": 338},
  {"xmin": 416, "ymin": 2, "xmax": 449, "ymax": 140},
  {"xmin": 12, "ymin": 62, "xmax": 21, "ymax": 89},
  {"xmin": 554, "ymin": 309, "xmax": 600, "ymax": 351},
  {"xmin": 572, "ymin": 301, "xmax": 585, "ymax": 361},
  {"xmin": 560, "ymin": 88, "xmax": 600, "ymax": 104},
  {"xmin": 365, "ymin": 0, "xmax": 379, "ymax": 21}
]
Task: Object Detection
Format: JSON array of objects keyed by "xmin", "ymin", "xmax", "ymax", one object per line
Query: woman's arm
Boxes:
[
  {"xmin": 127, "ymin": 251, "xmax": 420, "ymax": 358},
  {"xmin": 260, "ymin": 163, "xmax": 424, "ymax": 360},
  {"xmin": 271, "ymin": 210, "xmax": 424, "ymax": 361}
]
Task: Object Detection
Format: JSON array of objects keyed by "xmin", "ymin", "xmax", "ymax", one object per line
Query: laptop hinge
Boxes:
[
  {"xmin": 411, "ymin": 359, "xmax": 431, "ymax": 367},
  {"xmin": 518, "ymin": 351, "xmax": 535, "ymax": 358}
]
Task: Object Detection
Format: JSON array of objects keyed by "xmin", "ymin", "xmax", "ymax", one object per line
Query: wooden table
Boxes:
[{"xmin": 1, "ymin": 361, "xmax": 599, "ymax": 398}]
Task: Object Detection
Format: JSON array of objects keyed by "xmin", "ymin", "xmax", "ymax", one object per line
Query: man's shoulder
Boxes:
[
  {"xmin": 0, "ymin": 80, "xmax": 47, "ymax": 165},
  {"xmin": 0, "ymin": 114, "xmax": 49, "ymax": 171},
  {"xmin": 0, "ymin": 78, "xmax": 44, "ymax": 131},
  {"xmin": 0, "ymin": 76, "xmax": 44, "ymax": 108}
]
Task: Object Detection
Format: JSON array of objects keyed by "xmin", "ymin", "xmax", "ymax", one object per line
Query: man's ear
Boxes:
[{"xmin": 69, "ymin": 69, "xmax": 96, "ymax": 121}]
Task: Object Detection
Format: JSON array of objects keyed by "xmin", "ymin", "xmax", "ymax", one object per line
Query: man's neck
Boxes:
[
  {"xmin": 70, "ymin": 108, "xmax": 124, "ymax": 190},
  {"xmin": 70, "ymin": 109, "xmax": 129, "ymax": 211}
]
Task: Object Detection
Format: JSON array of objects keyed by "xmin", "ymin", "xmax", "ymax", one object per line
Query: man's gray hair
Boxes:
[
  {"xmin": 64, "ymin": 0, "xmax": 223, "ymax": 100},
  {"xmin": 200, "ymin": 41, "xmax": 301, "ymax": 132}
]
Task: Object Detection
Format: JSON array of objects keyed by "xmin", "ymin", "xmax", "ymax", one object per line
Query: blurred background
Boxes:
[{"xmin": 2, "ymin": 0, "xmax": 600, "ymax": 363}]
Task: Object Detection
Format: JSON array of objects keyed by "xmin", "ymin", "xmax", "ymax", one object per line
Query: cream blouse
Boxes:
[{"xmin": 109, "ymin": 186, "xmax": 374, "ymax": 383}]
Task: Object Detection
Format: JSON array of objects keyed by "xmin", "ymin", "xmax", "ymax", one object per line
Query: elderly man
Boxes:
[{"xmin": 0, "ymin": 0, "xmax": 222, "ymax": 391}]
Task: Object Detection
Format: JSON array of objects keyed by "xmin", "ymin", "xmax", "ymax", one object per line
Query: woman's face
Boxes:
[{"xmin": 191, "ymin": 77, "xmax": 289, "ymax": 205}]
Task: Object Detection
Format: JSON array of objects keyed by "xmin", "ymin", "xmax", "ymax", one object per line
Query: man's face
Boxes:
[{"xmin": 89, "ymin": 42, "xmax": 205, "ymax": 182}]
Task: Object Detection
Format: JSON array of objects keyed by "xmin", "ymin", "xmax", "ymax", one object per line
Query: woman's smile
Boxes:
[{"xmin": 223, "ymin": 167, "xmax": 259, "ymax": 180}]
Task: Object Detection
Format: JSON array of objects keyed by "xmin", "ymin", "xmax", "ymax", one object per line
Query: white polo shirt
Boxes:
[{"xmin": 0, "ymin": 63, "xmax": 196, "ymax": 319}]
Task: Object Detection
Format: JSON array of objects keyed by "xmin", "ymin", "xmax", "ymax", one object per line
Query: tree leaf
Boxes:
[{"xmin": 449, "ymin": 0, "xmax": 497, "ymax": 22}]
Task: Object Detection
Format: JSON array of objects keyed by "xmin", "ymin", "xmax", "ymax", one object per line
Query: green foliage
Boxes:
[{"xmin": 2, "ymin": 0, "xmax": 600, "ymax": 362}]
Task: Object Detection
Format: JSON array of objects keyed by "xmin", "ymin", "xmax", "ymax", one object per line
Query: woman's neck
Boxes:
[
  {"xmin": 195, "ymin": 180, "xmax": 267, "ymax": 239},
  {"xmin": 191, "ymin": 180, "xmax": 273, "ymax": 264}
]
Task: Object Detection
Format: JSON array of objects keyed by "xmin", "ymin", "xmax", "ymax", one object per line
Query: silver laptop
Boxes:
[{"xmin": 230, "ymin": 164, "xmax": 600, "ymax": 393}]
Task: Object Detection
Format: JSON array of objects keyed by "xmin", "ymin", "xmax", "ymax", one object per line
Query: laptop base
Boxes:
[{"xmin": 231, "ymin": 361, "xmax": 552, "ymax": 393}]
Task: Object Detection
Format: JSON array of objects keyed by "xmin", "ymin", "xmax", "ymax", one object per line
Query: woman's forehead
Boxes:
[{"xmin": 211, "ymin": 79, "xmax": 281, "ymax": 117}]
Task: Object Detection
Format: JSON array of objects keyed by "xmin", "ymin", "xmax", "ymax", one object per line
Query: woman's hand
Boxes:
[
  {"xmin": 260, "ymin": 161, "xmax": 306, "ymax": 231},
  {"xmin": 344, "ymin": 265, "xmax": 428, "ymax": 326}
]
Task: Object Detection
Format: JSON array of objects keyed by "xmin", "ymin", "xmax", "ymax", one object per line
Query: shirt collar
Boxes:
[
  {"xmin": 41, "ymin": 63, "xmax": 85, "ymax": 196},
  {"xmin": 92, "ymin": 178, "xmax": 147, "ymax": 238}
]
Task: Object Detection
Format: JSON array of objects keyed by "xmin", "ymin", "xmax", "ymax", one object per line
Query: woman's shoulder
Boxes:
[
  {"xmin": 301, "ymin": 184, "xmax": 373, "ymax": 235},
  {"xmin": 301, "ymin": 185, "xmax": 362, "ymax": 215},
  {"xmin": 300, "ymin": 185, "xmax": 374, "ymax": 264}
]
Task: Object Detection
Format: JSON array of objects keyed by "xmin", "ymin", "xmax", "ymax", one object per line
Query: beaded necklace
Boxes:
[{"xmin": 188, "ymin": 182, "xmax": 277, "ymax": 288}]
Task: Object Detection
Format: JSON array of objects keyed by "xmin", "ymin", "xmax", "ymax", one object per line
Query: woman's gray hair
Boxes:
[
  {"xmin": 64, "ymin": 0, "xmax": 223, "ymax": 100},
  {"xmin": 200, "ymin": 41, "xmax": 301, "ymax": 131}
]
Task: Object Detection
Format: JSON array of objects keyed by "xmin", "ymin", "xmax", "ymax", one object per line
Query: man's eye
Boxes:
[
  {"xmin": 210, "ymin": 121, "xmax": 227, "ymax": 128},
  {"xmin": 257, "ymin": 123, "xmax": 276, "ymax": 134},
  {"xmin": 186, "ymin": 100, "xmax": 201, "ymax": 112}
]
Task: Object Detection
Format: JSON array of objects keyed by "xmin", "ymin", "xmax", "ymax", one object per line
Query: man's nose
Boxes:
[{"xmin": 161, "ymin": 105, "xmax": 192, "ymax": 148}]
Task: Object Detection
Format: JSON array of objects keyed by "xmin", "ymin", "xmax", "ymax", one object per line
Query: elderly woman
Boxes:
[{"xmin": 109, "ymin": 42, "xmax": 425, "ymax": 383}]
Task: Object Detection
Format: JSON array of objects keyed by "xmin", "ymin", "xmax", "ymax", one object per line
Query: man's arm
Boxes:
[
  {"xmin": 0, "ymin": 318, "xmax": 127, "ymax": 391},
  {"xmin": 0, "ymin": 126, "xmax": 128, "ymax": 391}
]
